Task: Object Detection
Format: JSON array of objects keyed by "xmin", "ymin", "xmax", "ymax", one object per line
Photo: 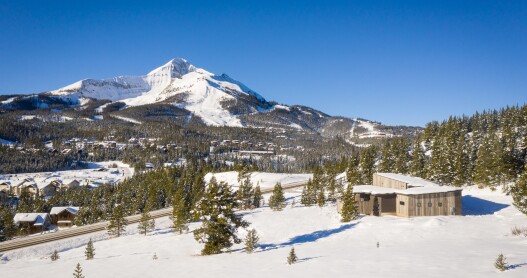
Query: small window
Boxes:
[
  {"xmin": 428, "ymin": 202, "xmax": 432, "ymax": 207},
  {"xmin": 360, "ymin": 193, "xmax": 370, "ymax": 202},
  {"xmin": 438, "ymin": 202, "xmax": 443, "ymax": 207},
  {"xmin": 399, "ymin": 201, "xmax": 405, "ymax": 206},
  {"xmin": 417, "ymin": 202, "xmax": 421, "ymax": 207}
]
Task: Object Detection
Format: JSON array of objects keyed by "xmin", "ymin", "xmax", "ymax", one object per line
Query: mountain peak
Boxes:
[{"xmin": 147, "ymin": 58, "xmax": 198, "ymax": 78}]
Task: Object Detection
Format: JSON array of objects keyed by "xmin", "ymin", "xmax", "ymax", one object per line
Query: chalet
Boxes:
[
  {"xmin": 38, "ymin": 182, "xmax": 59, "ymax": 198},
  {"xmin": 14, "ymin": 213, "xmax": 51, "ymax": 234},
  {"xmin": 0, "ymin": 181, "xmax": 14, "ymax": 195},
  {"xmin": 15, "ymin": 179, "xmax": 39, "ymax": 197},
  {"xmin": 338, "ymin": 173, "xmax": 462, "ymax": 217},
  {"xmin": 50, "ymin": 206, "xmax": 80, "ymax": 228},
  {"xmin": 0, "ymin": 190, "xmax": 7, "ymax": 203}
]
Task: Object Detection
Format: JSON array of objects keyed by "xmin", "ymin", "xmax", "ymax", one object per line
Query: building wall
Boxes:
[
  {"xmin": 373, "ymin": 174, "xmax": 408, "ymax": 190},
  {"xmin": 396, "ymin": 194, "xmax": 410, "ymax": 216},
  {"xmin": 401, "ymin": 191, "xmax": 462, "ymax": 217}
]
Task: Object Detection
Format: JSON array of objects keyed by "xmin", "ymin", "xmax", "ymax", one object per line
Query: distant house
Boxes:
[
  {"xmin": 0, "ymin": 181, "xmax": 14, "ymax": 195},
  {"xmin": 338, "ymin": 173, "xmax": 462, "ymax": 217},
  {"xmin": 15, "ymin": 179, "xmax": 39, "ymax": 197},
  {"xmin": 14, "ymin": 213, "xmax": 51, "ymax": 234},
  {"xmin": 50, "ymin": 206, "xmax": 80, "ymax": 228},
  {"xmin": 38, "ymin": 182, "xmax": 60, "ymax": 198},
  {"xmin": 0, "ymin": 190, "xmax": 7, "ymax": 203},
  {"xmin": 58, "ymin": 179, "xmax": 81, "ymax": 191}
]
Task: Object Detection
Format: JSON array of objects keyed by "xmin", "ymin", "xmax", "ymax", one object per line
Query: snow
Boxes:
[
  {"xmin": 376, "ymin": 173, "xmax": 442, "ymax": 188},
  {"xmin": 110, "ymin": 115, "xmax": 142, "ymax": 125},
  {"xmin": 13, "ymin": 213, "xmax": 49, "ymax": 225},
  {"xmin": 0, "ymin": 137, "xmax": 15, "ymax": 146},
  {"xmin": 48, "ymin": 58, "xmax": 269, "ymax": 127},
  {"xmin": 204, "ymin": 171, "xmax": 312, "ymax": 190},
  {"xmin": 353, "ymin": 184, "xmax": 461, "ymax": 195},
  {"xmin": 49, "ymin": 207, "xmax": 80, "ymax": 215},
  {"xmin": 2, "ymin": 186, "xmax": 526, "ymax": 277},
  {"xmin": 0, "ymin": 161, "xmax": 133, "ymax": 189}
]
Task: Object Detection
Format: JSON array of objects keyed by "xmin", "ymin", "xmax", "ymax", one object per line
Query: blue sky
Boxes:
[{"xmin": 1, "ymin": 0, "xmax": 526, "ymax": 126}]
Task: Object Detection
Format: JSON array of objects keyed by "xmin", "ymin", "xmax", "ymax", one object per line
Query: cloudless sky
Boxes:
[{"xmin": 1, "ymin": 0, "xmax": 526, "ymax": 126}]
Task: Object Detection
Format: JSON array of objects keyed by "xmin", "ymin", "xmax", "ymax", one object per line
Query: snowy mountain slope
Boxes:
[
  {"xmin": 2, "ymin": 186, "xmax": 526, "ymax": 278},
  {"xmin": 0, "ymin": 58, "xmax": 422, "ymax": 138},
  {"xmin": 44, "ymin": 58, "xmax": 270, "ymax": 126}
]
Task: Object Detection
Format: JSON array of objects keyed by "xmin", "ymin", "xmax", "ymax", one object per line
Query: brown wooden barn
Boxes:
[{"xmin": 338, "ymin": 173, "xmax": 462, "ymax": 217}]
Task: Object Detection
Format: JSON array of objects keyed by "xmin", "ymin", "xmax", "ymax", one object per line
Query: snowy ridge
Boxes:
[{"xmin": 47, "ymin": 58, "xmax": 269, "ymax": 127}]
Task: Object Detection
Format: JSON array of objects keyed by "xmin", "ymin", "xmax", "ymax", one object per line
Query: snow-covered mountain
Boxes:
[
  {"xmin": 46, "ymin": 58, "xmax": 270, "ymax": 126},
  {"xmin": 0, "ymin": 58, "xmax": 421, "ymax": 138}
]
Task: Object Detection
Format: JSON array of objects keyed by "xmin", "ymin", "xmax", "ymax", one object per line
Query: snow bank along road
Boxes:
[{"xmin": 0, "ymin": 180, "xmax": 308, "ymax": 253}]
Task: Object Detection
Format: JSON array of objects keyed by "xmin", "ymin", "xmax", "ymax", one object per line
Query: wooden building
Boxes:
[
  {"xmin": 338, "ymin": 173, "xmax": 462, "ymax": 217},
  {"xmin": 13, "ymin": 213, "xmax": 51, "ymax": 234},
  {"xmin": 50, "ymin": 206, "xmax": 80, "ymax": 228}
]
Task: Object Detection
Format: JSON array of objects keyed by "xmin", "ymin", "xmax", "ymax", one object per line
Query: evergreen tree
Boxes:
[
  {"xmin": 171, "ymin": 186, "xmax": 190, "ymax": 234},
  {"xmin": 85, "ymin": 238, "xmax": 95, "ymax": 260},
  {"xmin": 300, "ymin": 179, "xmax": 316, "ymax": 206},
  {"xmin": 410, "ymin": 136, "xmax": 427, "ymax": 178},
  {"xmin": 252, "ymin": 185, "xmax": 263, "ymax": 208},
  {"xmin": 494, "ymin": 253, "xmax": 508, "ymax": 271},
  {"xmin": 244, "ymin": 228, "xmax": 259, "ymax": 254},
  {"xmin": 340, "ymin": 184, "xmax": 358, "ymax": 222},
  {"xmin": 317, "ymin": 188, "xmax": 326, "ymax": 207},
  {"xmin": 346, "ymin": 154, "xmax": 362, "ymax": 185},
  {"xmin": 287, "ymin": 247, "xmax": 298, "ymax": 265},
  {"xmin": 193, "ymin": 177, "xmax": 249, "ymax": 255},
  {"xmin": 326, "ymin": 171, "xmax": 337, "ymax": 202},
  {"xmin": 268, "ymin": 182, "xmax": 286, "ymax": 211},
  {"xmin": 138, "ymin": 210, "xmax": 155, "ymax": 235},
  {"xmin": 511, "ymin": 166, "xmax": 527, "ymax": 215},
  {"xmin": 236, "ymin": 175, "xmax": 254, "ymax": 209},
  {"xmin": 73, "ymin": 263, "xmax": 85, "ymax": 278},
  {"xmin": 0, "ymin": 205, "xmax": 16, "ymax": 242},
  {"xmin": 50, "ymin": 250, "xmax": 60, "ymax": 261},
  {"xmin": 107, "ymin": 204, "xmax": 128, "ymax": 237},
  {"xmin": 359, "ymin": 146, "xmax": 377, "ymax": 184}
]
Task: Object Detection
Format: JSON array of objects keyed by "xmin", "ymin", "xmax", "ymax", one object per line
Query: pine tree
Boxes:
[
  {"xmin": 252, "ymin": 185, "xmax": 263, "ymax": 208},
  {"xmin": 193, "ymin": 177, "xmax": 249, "ymax": 255},
  {"xmin": 107, "ymin": 204, "xmax": 128, "ymax": 237},
  {"xmin": 287, "ymin": 247, "xmax": 298, "ymax": 265},
  {"xmin": 171, "ymin": 186, "xmax": 190, "ymax": 234},
  {"xmin": 511, "ymin": 166, "xmax": 527, "ymax": 215},
  {"xmin": 300, "ymin": 179, "xmax": 316, "ymax": 206},
  {"xmin": 268, "ymin": 182, "xmax": 286, "ymax": 211},
  {"xmin": 138, "ymin": 210, "xmax": 155, "ymax": 235},
  {"xmin": 410, "ymin": 136, "xmax": 427, "ymax": 178},
  {"xmin": 50, "ymin": 249, "xmax": 60, "ymax": 261},
  {"xmin": 494, "ymin": 253, "xmax": 508, "ymax": 271},
  {"xmin": 244, "ymin": 229, "xmax": 259, "ymax": 254},
  {"xmin": 73, "ymin": 263, "xmax": 85, "ymax": 278},
  {"xmin": 346, "ymin": 154, "xmax": 362, "ymax": 185},
  {"xmin": 359, "ymin": 146, "xmax": 377, "ymax": 184},
  {"xmin": 236, "ymin": 175, "xmax": 254, "ymax": 209},
  {"xmin": 85, "ymin": 238, "xmax": 95, "ymax": 260},
  {"xmin": 326, "ymin": 171, "xmax": 337, "ymax": 202},
  {"xmin": 340, "ymin": 184, "xmax": 358, "ymax": 222},
  {"xmin": 0, "ymin": 205, "xmax": 16, "ymax": 242},
  {"xmin": 317, "ymin": 188, "xmax": 326, "ymax": 207}
]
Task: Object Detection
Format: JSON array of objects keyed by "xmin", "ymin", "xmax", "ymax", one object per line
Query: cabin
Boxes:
[
  {"xmin": 0, "ymin": 181, "xmax": 14, "ymax": 195},
  {"xmin": 14, "ymin": 213, "xmax": 51, "ymax": 234},
  {"xmin": 50, "ymin": 206, "xmax": 80, "ymax": 228},
  {"xmin": 338, "ymin": 173, "xmax": 462, "ymax": 217},
  {"xmin": 0, "ymin": 190, "xmax": 8, "ymax": 203}
]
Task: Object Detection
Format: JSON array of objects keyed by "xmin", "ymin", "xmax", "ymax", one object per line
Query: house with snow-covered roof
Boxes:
[
  {"xmin": 14, "ymin": 213, "xmax": 51, "ymax": 234},
  {"xmin": 338, "ymin": 173, "xmax": 462, "ymax": 217},
  {"xmin": 50, "ymin": 206, "xmax": 80, "ymax": 228}
]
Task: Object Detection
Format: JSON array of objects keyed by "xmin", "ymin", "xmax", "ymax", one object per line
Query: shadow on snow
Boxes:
[
  {"xmin": 462, "ymin": 195, "xmax": 509, "ymax": 216},
  {"xmin": 258, "ymin": 222, "xmax": 357, "ymax": 251}
]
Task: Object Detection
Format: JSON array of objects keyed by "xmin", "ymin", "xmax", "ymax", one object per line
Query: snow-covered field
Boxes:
[
  {"xmin": 0, "ymin": 161, "xmax": 134, "ymax": 188},
  {"xmin": 1, "ymin": 186, "xmax": 526, "ymax": 277},
  {"xmin": 204, "ymin": 171, "xmax": 313, "ymax": 190}
]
